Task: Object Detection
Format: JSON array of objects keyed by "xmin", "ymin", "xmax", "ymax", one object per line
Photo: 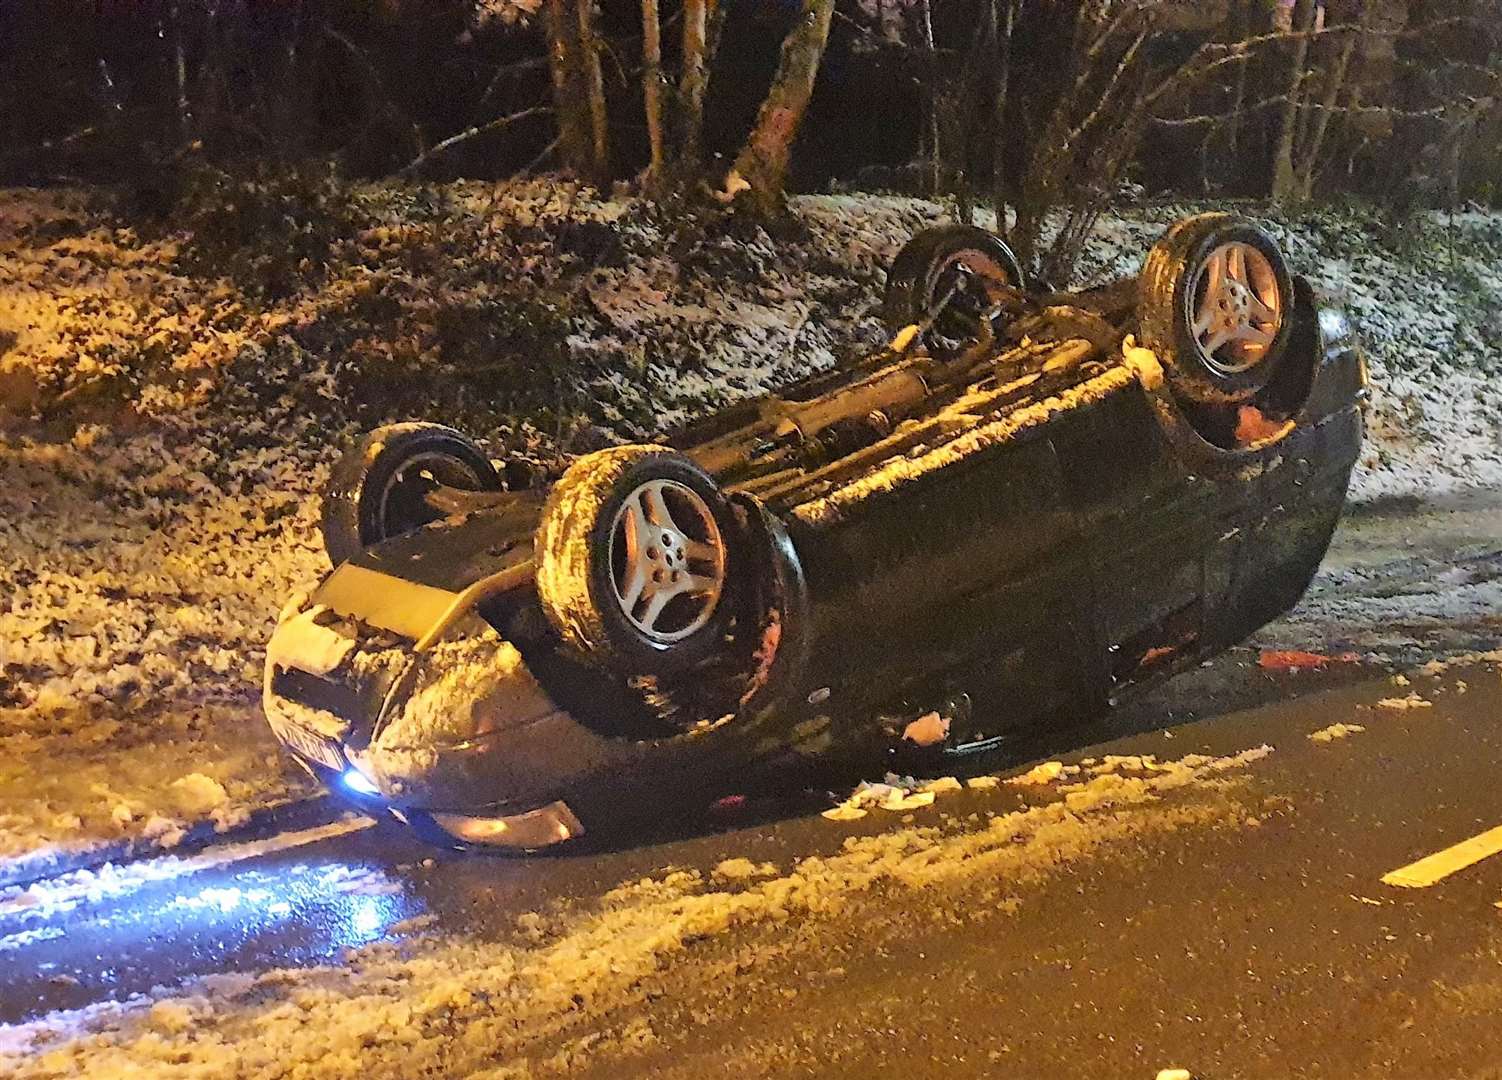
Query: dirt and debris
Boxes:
[{"xmin": 822, "ymin": 776, "xmax": 941, "ymax": 819}]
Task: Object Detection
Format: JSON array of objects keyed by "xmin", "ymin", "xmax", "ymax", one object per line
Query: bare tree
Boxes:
[
  {"xmin": 543, "ymin": 0, "xmax": 608, "ymax": 184},
  {"xmin": 725, "ymin": 0, "xmax": 837, "ymax": 213},
  {"xmin": 677, "ymin": 0, "xmax": 719, "ymax": 170},
  {"xmin": 576, "ymin": 0, "xmax": 609, "ymax": 177},
  {"xmin": 641, "ymin": 0, "xmax": 666, "ymax": 184},
  {"xmin": 1270, "ymin": 0, "xmax": 1321, "ymax": 201}
]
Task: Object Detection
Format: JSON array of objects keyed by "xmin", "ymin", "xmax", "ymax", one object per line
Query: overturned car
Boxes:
[{"xmin": 264, "ymin": 213, "xmax": 1366, "ymax": 850}]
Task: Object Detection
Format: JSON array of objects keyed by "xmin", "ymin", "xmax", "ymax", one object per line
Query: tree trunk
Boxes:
[
  {"xmin": 1271, "ymin": 0, "xmax": 1316, "ymax": 202},
  {"xmin": 1225, "ymin": 0, "xmax": 1252, "ymax": 158},
  {"xmin": 169, "ymin": 1, "xmax": 192, "ymax": 142},
  {"xmin": 989, "ymin": 0, "xmax": 1016, "ymax": 233},
  {"xmin": 1294, "ymin": 24, "xmax": 1357, "ymax": 201},
  {"xmin": 575, "ymin": 0, "xmax": 610, "ymax": 182},
  {"xmin": 641, "ymin": 0, "xmax": 665, "ymax": 183},
  {"xmin": 544, "ymin": 0, "xmax": 596, "ymax": 179},
  {"xmin": 678, "ymin": 0, "xmax": 717, "ymax": 168},
  {"xmin": 918, "ymin": 0, "xmax": 940, "ymax": 196},
  {"xmin": 728, "ymin": 0, "xmax": 836, "ymax": 214}
]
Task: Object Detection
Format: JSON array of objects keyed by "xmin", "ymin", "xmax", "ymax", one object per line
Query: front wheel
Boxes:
[
  {"xmin": 1138, "ymin": 213, "xmax": 1295, "ymax": 404},
  {"xmin": 534, "ymin": 445, "xmax": 743, "ymax": 675}
]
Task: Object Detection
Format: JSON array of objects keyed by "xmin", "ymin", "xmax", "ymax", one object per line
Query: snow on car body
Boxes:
[{"xmin": 263, "ymin": 215, "xmax": 1366, "ymax": 850}]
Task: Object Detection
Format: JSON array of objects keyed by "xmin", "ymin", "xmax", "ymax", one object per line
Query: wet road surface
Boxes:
[{"xmin": 3, "ymin": 495, "xmax": 1501, "ymax": 1078}]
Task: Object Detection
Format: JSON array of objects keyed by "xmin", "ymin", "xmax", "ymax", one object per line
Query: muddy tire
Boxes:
[
  {"xmin": 882, "ymin": 225, "xmax": 1026, "ymax": 348},
  {"xmin": 321, "ymin": 423, "xmax": 500, "ymax": 566},
  {"xmin": 535, "ymin": 445, "xmax": 742, "ymax": 675},
  {"xmin": 1138, "ymin": 214, "xmax": 1295, "ymax": 405}
]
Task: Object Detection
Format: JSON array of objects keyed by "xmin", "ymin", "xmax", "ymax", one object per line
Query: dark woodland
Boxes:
[{"xmin": 4, "ymin": 2, "xmax": 1499, "ymax": 262}]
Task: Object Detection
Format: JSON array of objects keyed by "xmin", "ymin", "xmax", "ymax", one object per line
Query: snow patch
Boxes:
[
  {"xmin": 1309, "ymin": 723, "xmax": 1366, "ymax": 743},
  {"xmin": 0, "ymin": 745, "xmax": 1273, "ymax": 1077}
]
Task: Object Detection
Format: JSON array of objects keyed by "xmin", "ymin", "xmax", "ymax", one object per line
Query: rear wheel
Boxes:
[
  {"xmin": 1138, "ymin": 214, "xmax": 1294, "ymax": 404},
  {"xmin": 535, "ymin": 445, "xmax": 742, "ymax": 675},
  {"xmin": 321, "ymin": 423, "xmax": 500, "ymax": 565},
  {"xmin": 882, "ymin": 225, "xmax": 1026, "ymax": 353}
]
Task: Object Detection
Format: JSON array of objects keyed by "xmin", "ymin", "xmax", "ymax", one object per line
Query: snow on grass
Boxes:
[
  {"xmin": 1252, "ymin": 496, "xmax": 1502, "ymax": 662},
  {"xmin": 1071, "ymin": 199, "xmax": 1502, "ymax": 502},
  {"xmin": 0, "ymin": 745, "xmax": 1272, "ymax": 1078},
  {"xmin": 2, "ymin": 180, "xmax": 1499, "ymax": 865}
]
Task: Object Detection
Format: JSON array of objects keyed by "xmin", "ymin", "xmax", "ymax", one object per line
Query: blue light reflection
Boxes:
[{"xmin": 340, "ymin": 769, "xmax": 381, "ymax": 797}]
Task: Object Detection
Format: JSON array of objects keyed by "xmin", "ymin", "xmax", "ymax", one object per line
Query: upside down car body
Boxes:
[{"xmin": 263, "ymin": 213, "xmax": 1366, "ymax": 851}]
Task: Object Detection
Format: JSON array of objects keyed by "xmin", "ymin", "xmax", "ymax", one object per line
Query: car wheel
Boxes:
[
  {"xmin": 882, "ymin": 224, "xmax": 1026, "ymax": 351},
  {"xmin": 321, "ymin": 422, "xmax": 501, "ymax": 565},
  {"xmin": 1138, "ymin": 213, "xmax": 1295, "ymax": 405},
  {"xmin": 535, "ymin": 444, "xmax": 740, "ymax": 675}
]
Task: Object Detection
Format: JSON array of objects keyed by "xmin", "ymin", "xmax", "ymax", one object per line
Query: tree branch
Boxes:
[{"xmin": 397, "ymin": 106, "xmax": 552, "ymax": 176}]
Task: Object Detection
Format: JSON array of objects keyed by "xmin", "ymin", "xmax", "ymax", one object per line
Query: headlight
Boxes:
[{"xmin": 341, "ymin": 768, "xmax": 381, "ymax": 798}]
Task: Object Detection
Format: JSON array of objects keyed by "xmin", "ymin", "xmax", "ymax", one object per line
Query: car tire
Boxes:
[
  {"xmin": 882, "ymin": 224, "xmax": 1026, "ymax": 347},
  {"xmin": 321, "ymin": 422, "xmax": 501, "ymax": 566},
  {"xmin": 1138, "ymin": 213, "xmax": 1295, "ymax": 405},
  {"xmin": 535, "ymin": 444, "xmax": 741, "ymax": 675}
]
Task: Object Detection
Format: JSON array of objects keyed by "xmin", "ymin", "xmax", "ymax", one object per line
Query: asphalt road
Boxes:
[{"xmin": 3, "ymin": 495, "xmax": 1501, "ymax": 1079}]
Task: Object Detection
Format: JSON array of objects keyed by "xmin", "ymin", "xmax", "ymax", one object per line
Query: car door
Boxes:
[
  {"xmin": 1049, "ymin": 385, "xmax": 1221, "ymax": 690},
  {"xmin": 791, "ymin": 427, "xmax": 1095, "ymax": 728}
]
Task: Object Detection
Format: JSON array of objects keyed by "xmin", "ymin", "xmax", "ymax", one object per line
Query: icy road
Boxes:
[{"xmin": 3, "ymin": 495, "xmax": 1502, "ymax": 1079}]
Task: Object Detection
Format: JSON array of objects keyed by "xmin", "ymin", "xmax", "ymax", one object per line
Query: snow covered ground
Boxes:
[
  {"xmin": 2, "ymin": 181, "xmax": 1500, "ymax": 873},
  {"xmin": 0, "ymin": 743, "xmax": 1273, "ymax": 1077}
]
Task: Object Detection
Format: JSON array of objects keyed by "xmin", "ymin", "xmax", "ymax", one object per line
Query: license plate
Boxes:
[{"xmin": 271, "ymin": 719, "xmax": 345, "ymax": 772}]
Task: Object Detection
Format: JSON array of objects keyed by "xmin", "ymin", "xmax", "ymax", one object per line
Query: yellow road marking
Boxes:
[{"xmin": 1382, "ymin": 823, "xmax": 1502, "ymax": 888}]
